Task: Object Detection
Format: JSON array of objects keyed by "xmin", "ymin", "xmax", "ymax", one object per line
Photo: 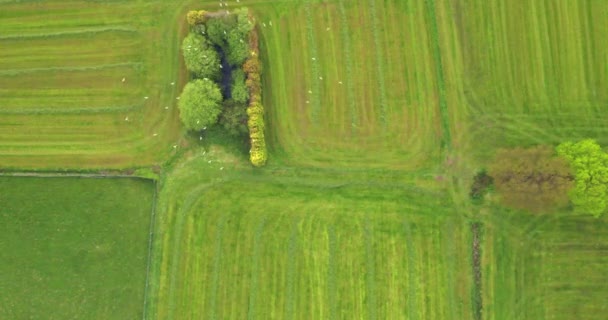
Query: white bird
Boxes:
[
  {"xmin": 312, "ymin": 57, "xmax": 316, "ymax": 61},
  {"xmin": 319, "ymin": 76, "xmax": 323, "ymax": 80},
  {"xmin": 125, "ymin": 116, "xmax": 129, "ymax": 121},
  {"xmin": 173, "ymin": 145, "xmax": 177, "ymax": 148},
  {"xmin": 165, "ymin": 106, "xmax": 169, "ymax": 109},
  {"xmin": 219, "ymin": 2, "xmax": 223, "ymax": 6},
  {"xmin": 262, "ymin": 23, "xmax": 266, "ymax": 27},
  {"xmin": 224, "ymin": 30, "xmax": 227, "ymax": 35},
  {"xmin": 203, "ymin": 126, "xmax": 207, "ymax": 130},
  {"xmin": 170, "ymin": 82, "xmax": 175, "ymax": 86},
  {"xmin": 308, "ymin": 90, "xmax": 312, "ymax": 94},
  {"xmin": 199, "ymin": 136, "xmax": 203, "ymax": 140},
  {"xmin": 219, "ymin": 64, "xmax": 223, "ymax": 69},
  {"xmin": 220, "ymin": 167, "xmax": 224, "ymax": 170},
  {"xmin": 153, "ymin": 133, "xmax": 158, "ymax": 137},
  {"xmin": 338, "ymin": 81, "xmax": 343, "ymax": 85},
  {"xmin": 176, "ymin": 97, "xmax": 180, "ymax": 100},
  {"xmin": 306, "ymin": 100, "xmax": 309, "ymax": 104},
  {"xmin": 326, "ymin": 27, "xmax": 330, "ymax": 31},
  {"xmin": 236, "ymin": 0, "xmax": 239, "ymax": 2},
  {"xmin": 122, "ymin": 77, "xmax": 126, "ymax": 82},
  {"xmin": 196, "ymin": 120, "xmax": 200, "ymax": 124},
  {"xmin": 208, "ymin": 160, "xmax": 212, "ymax": 163},
  {"xmin": 144, "ymin": 96, "xmax": 149, "ymax": 99},
  {"xmin": 269, "ymin": 21, "xmax": 272, "ymax": 26}
]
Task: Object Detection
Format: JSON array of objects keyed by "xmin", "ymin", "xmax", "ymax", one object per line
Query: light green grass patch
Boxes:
[
  {"xmin": 0, "ymin": 177, "xmax": 155, "ymax": 319},
  {"xmin": 147, "ymin": 151, "xmax": 473, "ymax": 319}
]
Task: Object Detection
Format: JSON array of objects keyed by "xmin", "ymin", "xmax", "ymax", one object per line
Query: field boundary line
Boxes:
[
  {"xmin": 0, "ymin": 104, "xmax": 141, "ymax": 115},
  {"xmin": 142, "ymin": 181, "xmax": 159, "ymax": 320}
]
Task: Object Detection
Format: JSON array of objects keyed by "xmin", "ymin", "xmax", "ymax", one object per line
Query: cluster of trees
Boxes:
[
  {"xmin": 178, "ymin": 7, "xmax": 267, "ymax": 166},
  {"xmin": 478, "ymin": 140, "xmax": 608, "ymax": 217}
]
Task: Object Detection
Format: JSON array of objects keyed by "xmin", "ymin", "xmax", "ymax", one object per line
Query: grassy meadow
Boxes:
[
  {"xmin": 0, "ymin": 177, "xmax": 155, "ymax": 319},
  {"xmin": 1, "ymin": 0, "xmax": 608, "ymax": 319},
  {"xmin": 0, "ymin": 1, "xmax": 187, "ymax": 170},
  {"xmin": 147, "ymin": 150, "xmax": 473, "ymax": 319}
]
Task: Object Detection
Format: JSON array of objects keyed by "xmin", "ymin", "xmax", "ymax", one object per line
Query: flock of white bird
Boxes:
[{"xmin": 119, "ymin": 0, "xmax": 343, "ymax": 165}]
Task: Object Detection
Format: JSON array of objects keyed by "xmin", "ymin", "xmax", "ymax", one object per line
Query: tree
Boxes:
[
  {"xmin": 488, "ymin": 145, "xmax": 574, "ymax": 213},
  {"xmin": 181, "ymin": 33, "xmax": 220, "ymax": 80},
  {"xmin": 219, "ymin": 99, "xmax": 248, "ymax": 136},
  {"xmin": 178, "ymin": 79, "xmax": 223, "ymax": 131},
  {"xmin": 231, "ymin": 69, "xmax": 249, "ymax": 104},
  {"xmin": 557, "ymin": 139, "xmax": 608, "ymax": 217}
]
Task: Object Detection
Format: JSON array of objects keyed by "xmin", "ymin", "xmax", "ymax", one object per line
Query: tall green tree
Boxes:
[
  {"xmin": 181, "ymin": 32, "xmax": 220, "ymax": 80},
  {"xmin": 557, "ymin": 139, "xmax": 608, "ymax": 217},
  {"xmin": 178, "ymin": 79, "xmax": 223, "ymax": 131},
  {"xmin": 488, "ymin": 145, "xmax": 574, "ymax": 213}
]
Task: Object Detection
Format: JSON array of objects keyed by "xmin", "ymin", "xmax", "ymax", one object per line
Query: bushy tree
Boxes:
[
  {"xmin": 219, "ymin": 99, "xmax": 248, "ymax": 136},
  {"xmin": 204, "ymin": 10, "xmax": 251, "ymax": 66},
  {"xmin": 178, "ymin": 79, "xmax": 223, "ymax": 131},
  {"xmin": 231, "ymin": 69, "xmax": 249, "ymax": 104},
  {"xmin": 182, "ymin": 33, "xmax": 220, "ymax": 80},
  {"xmin": 187, "ymin": 10, "xmax": 208, "ymax": 26},
  {"xmin": 488, "ymin": 145, "xmax": 574, "ymax": 213},
  {"xmin": 557, "ymin": 139, "xmax": 608, "ymax": 217}
]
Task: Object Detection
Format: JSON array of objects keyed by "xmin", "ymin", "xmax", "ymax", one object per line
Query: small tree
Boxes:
[
  {"xmin": 178, "ymin": 79, "xmax": 223, "ymax": 131},
  {"xmin": 231, "ymin": 69, "xmax": 249, "ymax": 104},
  {"xmin": 557, "ymin": 139, "xmax": 608, "ymax": 217},
  {"xmin": 488, "ymin": 145, "xmax": 574, "ymax": 213},
  {"xmin": 219, "ymin": 99, "xmax": 248, "ymax": 136},
  {"xmin": 182, "ymin": 33, "xmax": 220, "ymax": 80}
]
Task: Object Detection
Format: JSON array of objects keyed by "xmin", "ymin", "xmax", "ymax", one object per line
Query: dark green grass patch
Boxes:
[{"xmin": 0, "ymin": 177, "xmax": 155, "ymax": 319}]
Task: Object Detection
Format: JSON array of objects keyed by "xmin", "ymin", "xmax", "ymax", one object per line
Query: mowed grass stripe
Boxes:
[
  {"xmin": 337, "ymin": 0, "xmax": 358, "ymax": 132},
  {"xmin": 0, "ymin": 31, "xmax": 142, "ymax": 70}
]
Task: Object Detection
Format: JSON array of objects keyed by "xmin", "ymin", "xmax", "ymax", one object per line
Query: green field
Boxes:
[
  {"xmin": 0, "ymin": 1, "xmax": 186, "ymax": 169},
  {"xmin": 2, "ymin": 0, "xmax": 608, "ymax": 319},
  {"xmin": 147, "ymin": 150, "xmax": 473, "ymax": 319},
  {"xmin": 0, "ymin": 177, "xmax": 155, "ymax": 319}
]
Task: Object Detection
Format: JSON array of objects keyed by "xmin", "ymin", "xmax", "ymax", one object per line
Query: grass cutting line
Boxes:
[
  {"xmin": 337, "ymin": 0, "xmax": 358, "ymax": 132},
  {"xmin": 424, "ymin": 0, "xmax": 451, "ymax": 151},
  {"xmin": 0, "ymin": 104, "xmax": 141, "ymax": 115},
  {"xmin": 326, "ymin": 224, "xmax": 337, "ymax": 320},
  {"xmin": 246, "ymin": 216, "xmax": 268, "ymax": 320},
  {"xmin": 0, "ymin": 26, "xmax": 138, "ymax": 40},
  {"xmin": 283, "ymin": 217, "xmax": 300, "ymax": 320},
  {"xmin": 166, "ymin": 183, "xmax": 219, "ymax": 320},
  {"xmin": 403, "ymin": 220, "xmax": 418, "ymax": 320},
  {"xmin": 304, "ymin": 2, "xmax": 321, "ymax": 124},
  {"xmin": 367, "ymin": 0, "xmax": 388, "ymax": 126},
  {"xmin": 0, "ymin": 62, "xmax": 143, "ymax": 76},
  {"xmin": 364, "ymin": 219, "xmax": 377, "ymax": 320},
  {"xmin": 207, "ymin": 214, "xmax": 227, "ymax": 320}
]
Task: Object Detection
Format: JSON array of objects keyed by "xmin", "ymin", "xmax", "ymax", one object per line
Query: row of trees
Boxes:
[
  {"xmin": 477, "ymin": 139, "xmax": 608, "ymax": 217},
  {"xmin": 243, "ymin": 27, "xmax": 267, "ymax": 166},
  {"xmin": 178, "ymin": 8, "xmax": 266, "ymax": 166}
]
